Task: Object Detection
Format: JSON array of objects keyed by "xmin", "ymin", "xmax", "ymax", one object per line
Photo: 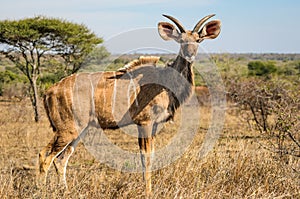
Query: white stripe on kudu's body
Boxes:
[
  {"xmin": 38, "ymin": 14, "xmax": 221, "ymax": 197},
  {"xmin": 112, "ymin": 71, "xmax": 117, "ymax": 115}
]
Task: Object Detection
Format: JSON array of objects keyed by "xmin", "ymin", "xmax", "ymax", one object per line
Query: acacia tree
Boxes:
[{"xmin": 0, "ymin": 16, "xmax": 102, "ymax": 121}]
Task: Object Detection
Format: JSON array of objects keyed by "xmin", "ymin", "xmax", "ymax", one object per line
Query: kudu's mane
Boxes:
[{"xmin": 117, "ymin": 56, "xmax": 160, "ymax": 72}]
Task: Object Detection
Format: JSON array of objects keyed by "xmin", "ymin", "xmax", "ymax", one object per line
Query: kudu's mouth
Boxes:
[
  {"xmin": 184, "ymin": 55, "xmax": 196, "ymax": 63},
  {"xmin": 179, "ymin": 42, "xmax": 199, "ymax": 63}
]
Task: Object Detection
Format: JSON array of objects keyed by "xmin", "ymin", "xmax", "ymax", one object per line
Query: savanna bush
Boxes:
[
  {"xmin": 228, "ymin": 78, "xmax": 300, "ymax": 159},
  {"xmin": 0, "ymin": 69, "xmax": 27, "ymax": 97},
  {"xmin": 247, "ymin": 61, "xmax": 277, "ymax": 77}
]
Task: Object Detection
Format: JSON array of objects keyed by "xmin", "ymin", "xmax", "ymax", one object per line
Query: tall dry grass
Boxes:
[{"xmin": 0, "ymin": 97, "xmax": 299, "ymax": 198}]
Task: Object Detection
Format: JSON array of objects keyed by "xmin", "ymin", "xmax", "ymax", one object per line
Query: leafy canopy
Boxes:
[{"xmin": 0, "ymin": 16, "xmax": 103, "ymax": 74}]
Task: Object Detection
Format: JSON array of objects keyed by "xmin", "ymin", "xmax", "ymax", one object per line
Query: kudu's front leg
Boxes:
[{"xmin": 138, "ymin": 125, "xmax": 155, "ymax": 197}]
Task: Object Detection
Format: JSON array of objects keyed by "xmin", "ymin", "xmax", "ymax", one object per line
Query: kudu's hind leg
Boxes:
[
  {"xmin": 51, "ymin": 126, "xmax": 89, "ymax": 188},
  {"xmin": 37, "ymin": 130, "xmax": 78, "ymax": 187},
  {"xmin": 38, "ymin": 136, "xmax": 58, "ymax": 186},
  {"xmin": 53, "ymin": 145, "xmax": 75, "ymax": 188}
]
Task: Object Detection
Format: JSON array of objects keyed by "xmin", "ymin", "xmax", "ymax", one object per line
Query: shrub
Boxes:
[
  {"xmin": 248, "ymin": 61, "xmax": 277, "ymax": 77},
  {"xmin": 295, "ymin": 62, "xmax": 300, "ymax": 74},
  {"xmin": 229, "ymin": 78, "xmax": 300, "ymax": 159},
  {"xmin": 0, "ymin": 70, "xmax": 27, "ymax": 96}
]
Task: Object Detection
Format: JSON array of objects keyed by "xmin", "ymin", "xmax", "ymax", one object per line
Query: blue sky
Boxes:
[{"xmin": 1, "ymin": 0, "xmax": 299, "ymax": 53}]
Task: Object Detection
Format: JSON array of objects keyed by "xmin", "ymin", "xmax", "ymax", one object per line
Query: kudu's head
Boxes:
[{"xmin": 158, "ymin": 14, "xmax": 221, "ymax": 62}]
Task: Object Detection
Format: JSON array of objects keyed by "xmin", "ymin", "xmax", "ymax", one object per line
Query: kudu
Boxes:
[{"xmin": 38, "ymin": 14, "xmax": 221, "ymax": 196}]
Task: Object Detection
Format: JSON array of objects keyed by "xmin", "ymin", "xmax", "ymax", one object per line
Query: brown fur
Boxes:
[{"xmin": 38, "ymin": 14, "xmax": 221, "ymax": 197}]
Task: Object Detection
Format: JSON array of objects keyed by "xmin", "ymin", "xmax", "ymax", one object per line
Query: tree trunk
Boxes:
[{"xmin": 30, "ymin": 75, "xmax": 40, "ymax": 122}]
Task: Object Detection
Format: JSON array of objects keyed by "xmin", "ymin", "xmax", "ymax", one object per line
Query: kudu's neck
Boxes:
[
  {"xmin": 165, "ymin": 53, "xmax": 195, "ymax": 121},
  {"xmin": 169, "ymin": 54, "xmax": 194, "ymax": 86}
]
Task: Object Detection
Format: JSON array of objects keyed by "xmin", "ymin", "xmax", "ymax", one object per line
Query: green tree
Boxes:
[
  {"xmin": 0, "ymin": 16, "xmax": 103, "ymax": 121},
  {"xmin": 247, "ymin": 61, "xmax": 277, "ymax": 77},
  {"xmin": 85, "ymin": 46, "xmax": 110, "ymax": 65}
]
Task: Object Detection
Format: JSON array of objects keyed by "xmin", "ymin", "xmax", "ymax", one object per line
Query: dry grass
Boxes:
[{"xmin": 0, "ymin": 97, "xmax": 299, "ymax": 199}]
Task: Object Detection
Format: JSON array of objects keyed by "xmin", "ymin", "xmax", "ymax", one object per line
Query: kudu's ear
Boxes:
[
  {"xmin": 199, "ymin": 20, "xmax": 221, "ymax": 39},
  {"xmin": 158, "ymin": 22, "xmax": 180, "ymax": 41}
]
